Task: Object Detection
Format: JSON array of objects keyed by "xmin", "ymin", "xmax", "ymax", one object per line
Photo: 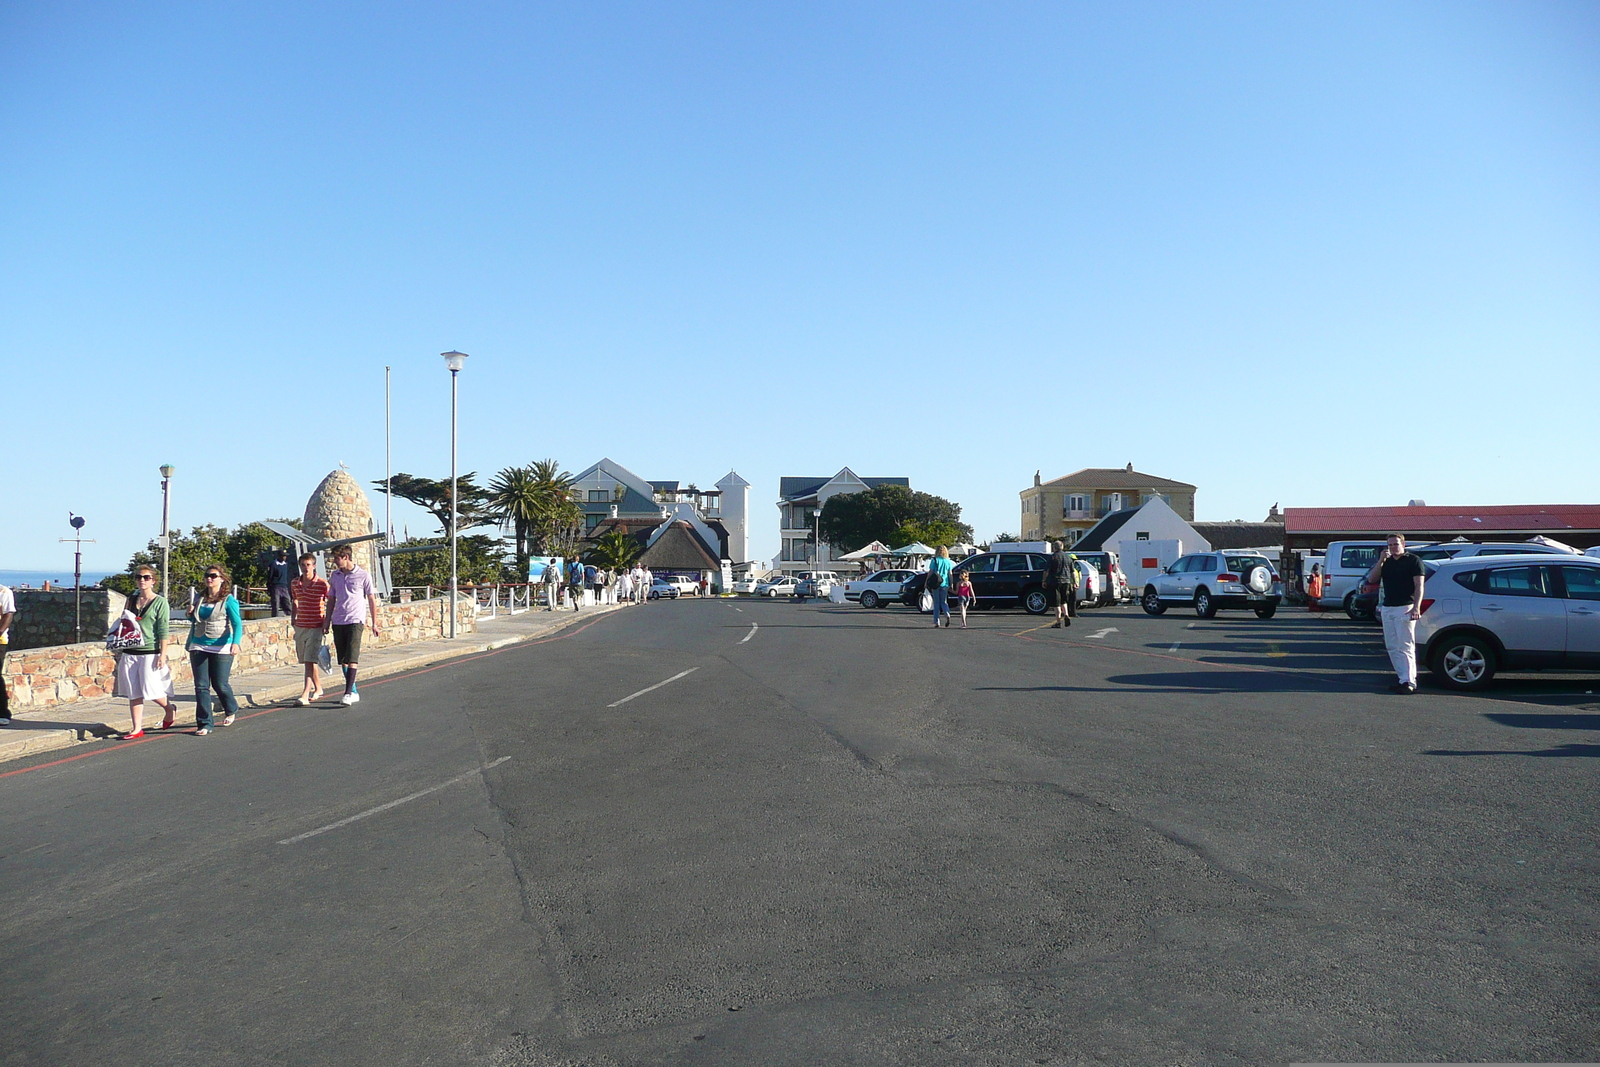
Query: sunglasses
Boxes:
[
  {"xmin": 205, "ymin": 573, "xmax": 223, "ymax": 580},
  {"xmin": 137, "ymin": 575, "xmax": 155, "ymax": 581}
]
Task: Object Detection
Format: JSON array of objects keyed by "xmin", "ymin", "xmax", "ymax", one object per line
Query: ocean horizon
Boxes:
[{"xmin": 1, "ymin": 569, "xmax": 116, "ymax": 589}]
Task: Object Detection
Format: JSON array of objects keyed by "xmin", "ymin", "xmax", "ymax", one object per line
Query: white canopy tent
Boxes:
[{"xmin": 837, "ymin": 540, "xmax": 894, "ymax": 561}]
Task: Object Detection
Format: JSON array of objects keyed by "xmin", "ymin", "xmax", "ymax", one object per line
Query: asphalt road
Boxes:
[{"xmin": 2, "ymin": 598, "xmax": 1597, "ymax": 1066}]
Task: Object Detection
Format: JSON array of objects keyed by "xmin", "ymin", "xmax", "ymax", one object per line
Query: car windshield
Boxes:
[
  {"xmin": 1225, "ymin": 557, "xmax": 1270, "ymax": 571},
  {"xmin": 1339, "ymin": 545, "xmax": 1383, "ymax": 569}
]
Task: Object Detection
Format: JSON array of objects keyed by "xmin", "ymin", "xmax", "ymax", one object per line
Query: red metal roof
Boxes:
[{"xmin": 1285, "ymin": 505, "xmax": 1600, "ymax": 534}]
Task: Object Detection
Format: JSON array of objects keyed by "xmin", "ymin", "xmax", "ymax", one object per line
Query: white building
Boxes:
[{"xmin": 775, "ymin": 468, "xmax": 909, "ymax": 576}]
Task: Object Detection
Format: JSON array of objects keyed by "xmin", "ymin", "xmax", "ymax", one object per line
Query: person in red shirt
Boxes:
[{"xmin": 290, "ymin": 553, "xmax": 332, "ymax": 705}]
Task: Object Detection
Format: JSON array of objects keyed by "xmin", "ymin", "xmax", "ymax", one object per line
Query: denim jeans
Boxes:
[
  {"xmin": 930, "ymin": 587, "xmax": 950, "ymax": 625},
  {"xmin": 190, "ymin": 651, "xmax": 239, "ymax": 728}
]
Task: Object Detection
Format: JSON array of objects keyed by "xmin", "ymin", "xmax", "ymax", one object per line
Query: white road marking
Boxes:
[
  {"xmin": 739, "ymin": 622, "xmax": 758, "ymax": 644},
  {"xmin": 1169, "ymin": 642, "xmax": 1181, "ymax": 653},
  {"xmin": 1086, "ymin": 627, "xmax": 1118, "ymax": 640},
  {"xmin": 607, "ymin": 667, "xmax": 699, "ymax": 708},
  {"xmin": 277, "ymin": 756, "xmax": 512, "ymax": 845},
  {"xmin": 735, "ymin": 607, "xmax": 743, "ymax": 612},
  {"xmin": 1186, "ymin": 622, "xmax": 1198, "ymax": 629}
]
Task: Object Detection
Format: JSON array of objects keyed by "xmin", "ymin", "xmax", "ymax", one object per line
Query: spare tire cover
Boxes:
[{"xmin": 1244, "ymin": 565, "xmax": 1273, "ymax": 593}]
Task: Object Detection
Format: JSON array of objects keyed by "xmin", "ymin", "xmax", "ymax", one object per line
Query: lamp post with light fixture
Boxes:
[
  {"xmin": 441, "ymin": 351, "xmax": 468, "ymax": 638},
  {"xmin": 159, "ymin": 464, "xmax": 175, "ymax": 601}
]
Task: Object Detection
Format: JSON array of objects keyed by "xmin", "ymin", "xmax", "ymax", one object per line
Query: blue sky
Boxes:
[{"xmin": 3, "ymin": 1, "xmax": 1597, "ymax": 570}]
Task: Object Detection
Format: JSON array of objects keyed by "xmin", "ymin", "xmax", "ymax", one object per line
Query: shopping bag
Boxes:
[
  {"xmin": 105, "ymin": 609, "xmax": 144, "ymax": 651},
  {"xmin": 317, "ymin": 643, "xmax": 333, "ymax": 673}
]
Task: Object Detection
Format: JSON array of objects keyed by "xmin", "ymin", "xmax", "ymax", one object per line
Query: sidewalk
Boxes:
[{"xmin": 0, "ymin": 600, "xmax": 634, "ymax": 766}]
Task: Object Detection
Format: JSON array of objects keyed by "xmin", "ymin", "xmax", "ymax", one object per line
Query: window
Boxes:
[
  {"xmin": 1340, "ymin": 545, "xmax": 1382, "ymax": 570},
  {"xmin": 966, "ymin": 555, "xmax": 997, "ymax": 572},
  {"xmin": 1226, "ymin": 557, "xmax": 1270, "ymax": 572},
  {"xmin": 1560, "ymin": 566, "xmax": 1600, "ymax": 601},
  {"xmin": 1066, "ymin": 494, "xmax": 1088, "ymax": 514},
  {"xmin": 1135, "ymin": 531, "xmax": 1149, "ymax": 541},
  {"xmin": 1027, "ymin": 554, "xmax": 1051, "ymax": 571},
  {"xmin": 585, "ymin": 514, "xmax": 601, "ymax": 529},
  {"xmin": 998, "ymin": 554, "xmax": 1029, "ymax": 571},
  {"xmin": 588, "ymin": 490, "xmax": 608, "ymax": 502},
  {"xmin": 1484, "ymin": 566, "xmax": 1553, "ymax": 597}
]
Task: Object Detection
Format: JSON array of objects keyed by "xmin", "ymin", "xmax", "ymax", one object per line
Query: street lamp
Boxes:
[
  {"xmin": 441, "ymin": 351, "xmax": 468, "ymax": 638},
  {"xmin": 159, "ymin": 464, "xmax": 175, "ymax": 601},
  {"xmin": 59, "ymin": 514, "xmax": 95, "ymax": 643}
]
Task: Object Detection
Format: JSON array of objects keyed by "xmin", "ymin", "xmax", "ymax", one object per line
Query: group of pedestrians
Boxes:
[
  {"xmin": 543, "ymin": 561, "xmax": 655, "ymax": 611},
  {"xmin": 919, "ymin": 542, "xmax": 1081, "ymax": 630},
  {"xmin": 108, "ymin": 544, "xmax": 380, "ymax": 740}
]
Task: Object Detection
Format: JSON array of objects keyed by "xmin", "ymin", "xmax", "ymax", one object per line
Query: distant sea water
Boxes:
[{"xmin": 0, "ymin": 569, "xmax": 116, "ymax": 589}]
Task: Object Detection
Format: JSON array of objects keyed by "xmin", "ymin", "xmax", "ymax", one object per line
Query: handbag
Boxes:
[{"xmin": 105, "ymin": 609, "xmax": 143, "ymax": 651}]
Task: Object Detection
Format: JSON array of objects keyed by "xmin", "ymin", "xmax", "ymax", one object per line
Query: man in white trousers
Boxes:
[{"xmin": 1365, "ymin": 533, "xmax": 1426, "ymax": 694}]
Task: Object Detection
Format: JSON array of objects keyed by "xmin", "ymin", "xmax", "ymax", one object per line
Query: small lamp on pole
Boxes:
[
  {"xmin": 159, "ymin": 464, "xmax": 176, "ymax": 601},
  {"xmin": 441, "ymin": 351, "xmax": 468, "ymax": 638}
]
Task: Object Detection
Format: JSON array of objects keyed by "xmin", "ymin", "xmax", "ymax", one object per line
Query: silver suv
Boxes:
[
  {"xmin": 1141, "ymin": 552, "xmax": 1281, "ymax": 618},
  {"xmin": 1416, "ymin": 555, "xmax": 1600, "ymax": 690}
]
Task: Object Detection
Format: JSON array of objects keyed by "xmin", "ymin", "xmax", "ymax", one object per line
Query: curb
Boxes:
[{"xmin": 0, "ymin": 603, "xmax": 629, "ymax": 767}]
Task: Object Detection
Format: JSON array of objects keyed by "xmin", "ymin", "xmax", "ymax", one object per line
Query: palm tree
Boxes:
[
  {"xmin": 485, "ymin": 464, "xmax": 543, "ymax": 578},
  {"xmin": 586, "ymin": 528, "xmax": 642, "ymax": 571},
  {"xmin": 525, "ymin": 459, "xmax": 583, "ymax": 555}
]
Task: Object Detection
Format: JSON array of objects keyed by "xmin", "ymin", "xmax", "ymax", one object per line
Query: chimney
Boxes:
[
  {"xmin": 1126, "ymin": 462, "xmax": 1133, "ymax": 472},
  {"xmin": 1034, "ymin": 471, "xmax": 1041, "ymax": 487},
  {"xmin": 610, "ymin": 504, "xmax": 619, "ymax": 519},
  {"xmin": 1407, "ymin": 499, "xmax": 1427, "ymax": 507}
]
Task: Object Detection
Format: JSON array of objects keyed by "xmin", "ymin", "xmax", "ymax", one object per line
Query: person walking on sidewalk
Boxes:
[
  {"xmin": 291, "ymin": 552, "xmax": 330, "ymax": 704},
  {"xmin": 543, "ymin": 559, "xmax": 560, "ymax": 610},
  {"xmin": 1367, "ymin": 533, "xmax": 1426, "ymax": 694},
  {"xmin": 325, "ymin": 546, "xmax": 380, "ymax": 705},
  {"xmin": 186, "ymin": 565, "xmax": 243, "ymax": 736},
  {"xmin": 926, "ymin": 546, "xmax": 955, "ymax": 628},
  {"xmin": 1046, "ymin": 541, "xmax": 1079, "ymax": 628},
  {"xmin": 114, "ymin": 565, "xmax": 176, "ymax": 739},
  {"xmin": 0, "ymin": 581, "xmax": 14, "ymax": 726},
  {"xmin": 568, "ymin": 558, "xmax": 585, "ymax": 610},
  {"xmin": 266, "ymin": 548, "xmax": 293, "ymax": 617}
]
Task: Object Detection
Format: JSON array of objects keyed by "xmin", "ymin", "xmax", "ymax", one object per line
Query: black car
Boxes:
[{"xmin": 898, "ymin": 550, "xmax": 1055, "ymax": 614}]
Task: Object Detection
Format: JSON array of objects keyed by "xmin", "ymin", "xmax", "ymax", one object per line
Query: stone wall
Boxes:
[
  {"xmin": 2, "ymin": 597, "xmax": 477, "ymax": 711},
  {"xmin": 7, "ymin": 589, "xmax": 127, "ymax": 652}
]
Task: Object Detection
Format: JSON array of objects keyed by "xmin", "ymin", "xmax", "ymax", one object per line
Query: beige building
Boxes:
[{"xmin": 1019, "ymin": 465, "xmax": 1196, "ymax": 545}]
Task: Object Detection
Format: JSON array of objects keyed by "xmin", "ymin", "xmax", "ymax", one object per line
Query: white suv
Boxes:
[
  {"xmin": 1416, "ymin": 555, "xmax": 1600, "ymax": 690},
  {"xmin": 1141, "ymin": 552, "xmax": 1281, "ymax": 618}
]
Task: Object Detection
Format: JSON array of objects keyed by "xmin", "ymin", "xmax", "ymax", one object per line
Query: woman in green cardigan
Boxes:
[{"xmin": 113, "ymin": 565, "xmax": 176, "ymax": 739}]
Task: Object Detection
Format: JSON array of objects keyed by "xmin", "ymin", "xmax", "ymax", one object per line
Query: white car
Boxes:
[
  {"xmin": 731, "ymin": 575, "xmax": 767, "ymax": 594},
  {"xmin": 1074, "ymin": 560, "xmax": 1102, "ymax": 605},
  {"xmin": 1416, "ymin": 554, "xmax": 1600, "ymax": 690},
  {"xmin": 845, "ymin": 569, "xmax": 917, "ymax": 608},
  {"xmin": 663, "ymin": 575, "xmax": 699, "ymax": 597},
  {"xmin": 648, "ymin": 577, "xmax": 679, "ymax": 600},
  {"xmin": 756, "ymin": 575, "xmax": 799, "ymax": 597}
]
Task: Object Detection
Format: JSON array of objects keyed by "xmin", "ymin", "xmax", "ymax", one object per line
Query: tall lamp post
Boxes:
[
  {"xmin": 58, "ymin": 514, "xmax": 94, "ymax": 644},
  {"xmin": 159, "ymin": 464, "xmax": 176, "ymax": 601},
  {"xmin": 441, "ymin": 351, "xmax": 468, "ymax": 638}
]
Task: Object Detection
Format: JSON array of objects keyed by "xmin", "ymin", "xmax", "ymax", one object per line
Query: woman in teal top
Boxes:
[
  {"xmin": 926, "ymin": 546, "xmax": 956, "ymax": 628},
  {"xmin": 186, "ymin": 565, "xmax": 244, "ymax": 735}
]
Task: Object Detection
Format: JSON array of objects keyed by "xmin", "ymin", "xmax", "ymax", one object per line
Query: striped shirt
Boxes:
[{"xmin": 291, "ymin": 576, "xmax": 330, "ymax": 629}]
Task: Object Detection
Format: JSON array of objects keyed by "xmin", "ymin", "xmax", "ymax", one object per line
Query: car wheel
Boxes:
[
  {"xmin": 1432, "ymin": 635, "xmax": 1496, "ymax": 691},
  {"xmin": 649, "ymin": 591, "xmax": 658, "ymax": 600},
  {"xmin": 1194, "ymin": 588, "xmax": 1218, "ymax": 619},
  {"xmin": 1023, "ymin": 588, "xmax": 1049, "ymax": 615},
  {"xmin": 1344, "ymin": 591, "xmax": 1370, "ymax": 621},
  {"xmin": 1254, "ymin": 605, "xmax": 1277, "ymax": 619},
  {"xmin": 860, "ymin": 590, "xmax": 879, "ymax": 609},
  {"xmin": 1142, "ymin": 588, "xmax": 1165, "ymax": 615}
]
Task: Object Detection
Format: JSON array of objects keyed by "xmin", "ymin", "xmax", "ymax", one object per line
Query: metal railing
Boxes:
[{"xmin": 471, "ymin": 582, "xmax": 540, "ymax": 618}]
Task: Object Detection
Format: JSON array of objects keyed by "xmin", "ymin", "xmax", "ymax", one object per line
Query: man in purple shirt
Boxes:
[{"xmin": 324, "ymin": 545, "xmax": 381, "ymax": 705}]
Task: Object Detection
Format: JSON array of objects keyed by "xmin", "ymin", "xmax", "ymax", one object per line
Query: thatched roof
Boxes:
[{"xmin": 639, "ymin": 522, "xmax": 721, "ymax": 571}]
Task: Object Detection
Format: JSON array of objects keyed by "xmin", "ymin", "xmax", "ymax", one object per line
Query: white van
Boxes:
[{"xmin": 1318, "ymin": 541, "xmax": 1416, "ymax": 612}]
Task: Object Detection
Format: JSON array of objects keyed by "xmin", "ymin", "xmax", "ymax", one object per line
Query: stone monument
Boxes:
[{"xmin": 303, "ymin": 468, "xmax": 378, "ymax": 574}]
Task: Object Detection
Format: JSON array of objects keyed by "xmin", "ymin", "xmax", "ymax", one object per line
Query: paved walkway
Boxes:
[{"xmin": 0, "ymin": 600, "xmax": 635, "ymax": 765}]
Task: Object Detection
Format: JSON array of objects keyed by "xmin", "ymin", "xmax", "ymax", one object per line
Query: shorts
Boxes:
[
  {"xmin": 331, "ymin": 623, "xmax": 364, "ymax": 665},
  {"xmin": 1047, "ymin": 584, "xmax": 1075, "ymax": 608},
  {"xmin": 294, "ymin": 626, "xmax": 326, "ymax": 665},
  {"xmin": 113, "ymin": 652, "xmax": 176, "ymax": 702}
]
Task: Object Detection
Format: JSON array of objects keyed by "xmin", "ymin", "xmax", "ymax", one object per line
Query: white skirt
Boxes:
[{"xmin": 114, "ymin": 654, "xmax": 176, "ymax": 702}]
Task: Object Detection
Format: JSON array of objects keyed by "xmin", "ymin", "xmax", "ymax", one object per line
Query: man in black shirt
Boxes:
[
  {"xmin": 267, "ymin": 548, "xmax": 293, "ymax": 617},
  {"xmin": 1365, "ymin": 533, "xmax": 1426, "ymax": 693},
  {"xmin": 1046, "ymin": 541, "xmax": 1078, "ymax": 629}
]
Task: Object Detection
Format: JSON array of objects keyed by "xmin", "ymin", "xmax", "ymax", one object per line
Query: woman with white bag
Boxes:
[{"xmin": 113, "ymin": 565, "xmax": 176, "ymax": 739}]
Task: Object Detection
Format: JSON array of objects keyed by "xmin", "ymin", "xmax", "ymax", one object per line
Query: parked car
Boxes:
[
  {"xmin": 900, "ymin": 550, "xmax": 1054, "ymax": 614},
  {"xmin": 661, "ymin": 575, "xmax": 699, "ymax": 597},
  {"xmin": 1350, "ymin": 545, "xmax": 1583, "ymax": 619},
  {"xmin": 846, "ymin": 569, "xmax": 917, "ymax": 608},
  {"xmin": 731, "ymin": 574, "xmax": 767, "ymax": 594},
  {"xmin": 1068, "ymin": 550, "xmax": 1124, "ymax": 606},
  {"xmin": 1141, "ymin": 552, "xmax": 1282, "ymax": 618},
  {"xmin": 648, "ymin": 577, "xmax": 679, "ymax": 600},
  {"xmin": 1074, "ymin": 560, "xmax": 1102, "ymax": 606},
  {"xmin": 756, "ymin": 575, "xmax": 799, "ymax": 598},
  {"xmin": 1416, "ymin": 555, "xmax": 1600, "ymax": 690}
]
